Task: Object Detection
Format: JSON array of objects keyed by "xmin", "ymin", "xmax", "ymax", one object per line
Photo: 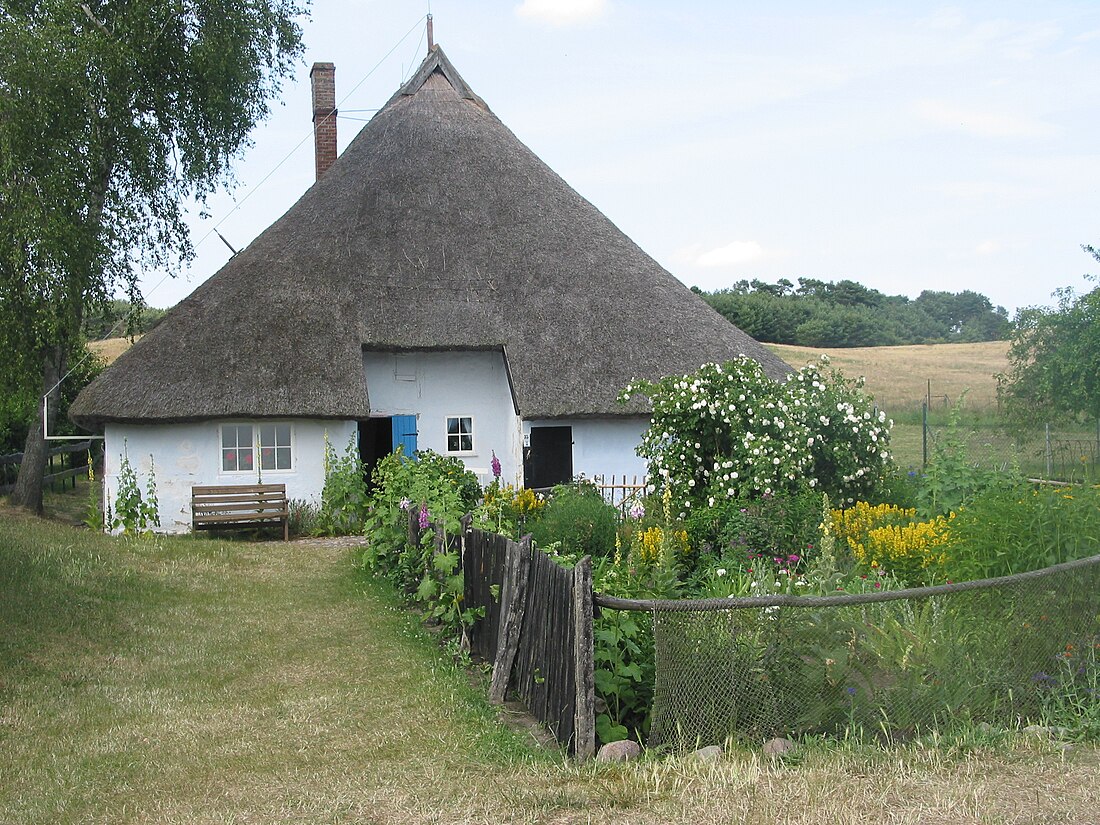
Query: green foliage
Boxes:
[
  {"xmin": 315, "ymin": 435, "xmax": 369, "ymax": 536},
  {"xmin": 686, "ymin": 487, "xmax": 823, "ymax": 561},
  {"xmin": 999, "ymin": 247, "xmax": 1100, "ymax": 426},
  {"xmin": 360, "ymin": 449, "xmax": 482, "ymax": 635},
  {"xmin": 623, "ymin": 357, "xmax": 892, "ymax": 518},
  {"xmin": 1037, "ymin": 640, "xmax": 1100, "ymax": 741},
  {"xmin": 472, "ymin": 482, "xmax": 546, "ymax": 539},
  {"xmin": 0, "ymin": 344, "xmax": 103, "ymax": 456},
  {"xmin": 0, "ymin": 0, "xmax": 305, "ymax": 499},
  {"xmin": 528, "ymin": 482, "xmax": 617, "ymax": 559},
  {"xmin": 917, "ymin": 400, "xmax": 1007, "ymax": 517},
  {"xmin": 82, "ymin": 298, "xmax": 168, "ymax": 340},
  {"xmin": 593, "ymin": 610, "xmax": 648, "ymax": 743},
  {"xmin": 109, "ymin": 449, "xmax": 159, "ymax": 534},
  {"xmin": 82, "ymin": 451, "xmax": 103, "ymax": 532},
  {"xmin": 945, "ymin": 482, "xmax": 1100, "ymax": 581},
  {"xmin": 700, "ymin": 278, "xmax": 1007, "ymax": 347},
  {"xmin": 286, "ymin": 499, "xmax": 319, "ymax": 538}
]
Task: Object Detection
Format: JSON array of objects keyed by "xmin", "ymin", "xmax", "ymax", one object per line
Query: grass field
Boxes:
[
  {"xmin": 87, "ymin": 336, "xmax": 140, "ymax": 365},
  {"xmin": 3, "ymin": 487, "xmax": 1099, "ymax": 824},
  {"xmin": 768, "ymin": 340, "xmax": 1011, "ymax": 416}
]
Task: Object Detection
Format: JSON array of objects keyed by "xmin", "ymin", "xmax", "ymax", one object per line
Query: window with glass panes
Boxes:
[
  {"xmin": 221, "ymin": 423, "xmax": 292, "ymax": 472},
  {"xmin": 445, "ymin": 416, "xmax": 474, "ymax": 453}
]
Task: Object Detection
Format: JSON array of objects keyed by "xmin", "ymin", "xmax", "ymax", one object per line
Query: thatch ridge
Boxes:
[{"xmin": 71, "ymin": 46, "xmax": 790, "ymax": 427}]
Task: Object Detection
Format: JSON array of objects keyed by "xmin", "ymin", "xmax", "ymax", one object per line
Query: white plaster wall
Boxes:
[
  {"xmin": 363, "ymin": 350, "xmax": 522, "ymax": 486},
  {"xmin": 522, "ymin": 417, "xmax": 650, "ymax": 483},
  {"xmin": 103, "ymin": 419, "xmax": 356, "ymax": 534}
]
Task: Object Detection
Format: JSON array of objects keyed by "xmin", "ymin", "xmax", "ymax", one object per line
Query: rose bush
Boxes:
[{"xmin": 621, "ymin": 356, "xmax": 892, "ymax": 516}]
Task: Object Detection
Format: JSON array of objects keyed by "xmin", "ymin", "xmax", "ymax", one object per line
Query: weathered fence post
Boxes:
[
  {"xmin": 407, "ymin": 507, "xmax": 418, "ymax": 550},
  {"xmin": 572, "ymin": 555, "xmax": 596, "ymax": 761},
  {"xmin": 489, "ymin": 535, "xmax": 532, "ymax": 703}
]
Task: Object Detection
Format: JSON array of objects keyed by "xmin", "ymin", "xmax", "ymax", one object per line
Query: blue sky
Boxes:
[{"xmin": 146, "ymin": 0, "xmax": 1100, "ymax": 316}]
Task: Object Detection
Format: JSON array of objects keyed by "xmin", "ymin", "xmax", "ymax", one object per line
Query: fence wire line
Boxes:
[
  {"xmin": 596, "ymin": 552, "xmax": 1100, "ymax": 613},
  {"xmin": 642, "ymin": 555, "xmax": 1100, "ymax": 750}
]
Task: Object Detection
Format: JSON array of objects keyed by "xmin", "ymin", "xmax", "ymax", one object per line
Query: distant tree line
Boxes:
[
  {"xmin": 82, "ymin": 299, "xmax": 168, "ymax": 340},
  {"xmin": 695, "ymin": 278, "xmax": 1009, "ymax": 347}
]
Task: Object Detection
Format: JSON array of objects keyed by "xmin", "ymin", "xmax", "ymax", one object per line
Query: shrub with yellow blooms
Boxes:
[{"xmin": 832, "ymin": 501, "xmax": 953, "ymax": 585}]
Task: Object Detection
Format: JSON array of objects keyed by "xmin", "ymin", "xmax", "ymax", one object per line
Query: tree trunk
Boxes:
[{"xmin": 9, "ymin": 346, "xmax": 66, "ymax": 515}]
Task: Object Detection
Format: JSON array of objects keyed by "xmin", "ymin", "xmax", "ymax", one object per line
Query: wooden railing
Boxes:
[{"xmin": 0, "ymin": 440, "xmax": 95, "ymax": 495}]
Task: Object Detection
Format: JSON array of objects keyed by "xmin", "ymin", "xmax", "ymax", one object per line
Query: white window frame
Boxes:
[
  {"xmin": 445, "ymin": 415, "xmax": 475, "ymax": 455},
  {"xmin": 219, "ymin": 422, "xmax": 295, "ymax": 475}
]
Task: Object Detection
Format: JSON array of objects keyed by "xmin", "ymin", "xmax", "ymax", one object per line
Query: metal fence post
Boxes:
[
  {"xmin": 922, "ymin": 402, "xmax": 928, "ymax": 468},
  {"xmin": 1045, "ymin": 422, "xmax": 1053, "ymax": 479}
]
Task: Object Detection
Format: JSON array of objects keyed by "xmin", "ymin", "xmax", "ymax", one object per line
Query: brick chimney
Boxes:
[{"xmin": 310, "ymin": 62, "xmax": 337, "ymax": 180}]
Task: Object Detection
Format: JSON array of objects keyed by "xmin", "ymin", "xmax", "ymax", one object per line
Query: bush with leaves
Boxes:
[
  {"xmin": 315, "ymin": 435, "xmax": 369, "ymax": 536},
  {"xmin": 621, "ymin": 356, "xmax": 892, "ymax": 520},
  {"xmin": 109, "ymin": 449, "xmax": 159, "ymax": 534},
  {"xmin": 360, "ymin": 449, "xmax": 481, "ymax": 633},
  {"xmin": 529, "ymin": 482, "xmax": 618, "ymax": 559}
]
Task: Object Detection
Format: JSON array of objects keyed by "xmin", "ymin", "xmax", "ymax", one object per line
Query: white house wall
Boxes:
[
  {"xmin": 363, "ymin": 350, "xmax": 523, "ymax": 485},
  {"xmin": 102, "ymin": 419, "xmax": 355, "ymax": 534},
  {"xmin": 522, "ymin": 417, "xmax": 650, "ymax": 484}
]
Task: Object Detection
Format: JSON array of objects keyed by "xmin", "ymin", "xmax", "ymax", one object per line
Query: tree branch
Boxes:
[{"xmin": 79, "ymin": 3, "xmax": 111, "ymax": 37}]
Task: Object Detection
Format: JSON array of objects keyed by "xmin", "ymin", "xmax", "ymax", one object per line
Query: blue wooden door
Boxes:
[{"xmin": 391, "ymin": 415, "xmax": 418, "ymax": 459}]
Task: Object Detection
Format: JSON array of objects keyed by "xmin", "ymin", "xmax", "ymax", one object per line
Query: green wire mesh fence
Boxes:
[{"xmin": 618, "ymin": 555, "xmax": 1100, "ymax": 750}]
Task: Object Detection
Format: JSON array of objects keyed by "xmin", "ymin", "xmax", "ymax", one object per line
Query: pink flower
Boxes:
[
  {"xmin": 491, "ymin": 451, "xmax": 501, "ymax": 479},
  {"xmin": 418, "ymin": 504, "xmax": 430, "ymax": 530}
]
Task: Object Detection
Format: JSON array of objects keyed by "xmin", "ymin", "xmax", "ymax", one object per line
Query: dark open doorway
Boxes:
[
  {"xmin": 523, "ymin": 425, "xmax": 573, "ymax": 489},
  {"xmin": 358, "ymin": 418, "xmax": 392, "ymax": 487}
]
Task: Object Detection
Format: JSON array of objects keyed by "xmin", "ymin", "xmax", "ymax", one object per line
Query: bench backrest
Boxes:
[{"xmin": 193, "ymin": 483, "xmax": 287, "ymax": 501}]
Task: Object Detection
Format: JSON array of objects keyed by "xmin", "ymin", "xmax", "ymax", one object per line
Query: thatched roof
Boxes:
[{"xmin": 71, "ymin": 46, "xmax": 790, "ymax": 427}]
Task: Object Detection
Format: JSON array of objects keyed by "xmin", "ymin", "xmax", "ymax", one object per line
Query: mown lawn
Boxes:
[{"xmin": 2, "ymin": 504, "xmax": 1098, "ymax": 824}]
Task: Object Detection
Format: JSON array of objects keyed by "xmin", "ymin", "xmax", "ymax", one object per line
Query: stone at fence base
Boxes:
[
  {"xmin": 690, "ymin": 745, "xmax": 724, "ymax": 762},
  {"xmin": 762, "ymin": 737, "xmax": 795, "ymax": 757},
  {"xmin": 1023, "ymin": 724, "xmax": 1071, "ymax": 740},
  {"xmin": 596, "ymin": 740, "xmax": 642, "ymax": 762}
]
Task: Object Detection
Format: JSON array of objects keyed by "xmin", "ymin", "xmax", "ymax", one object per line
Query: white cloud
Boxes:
[
  {"xmin": 696, "ymin": 240, "xmax": 765, "ymax": 268},
  {"xmin": 975, "ymin": 240, "xmax": 1000, "ymax": 255},
  {"xmin": 515, "ymin": 0, "xmax": 608, "ymax": 26},
  {"xmin": 912, "ymin": 99, "xmax": 1057, "ymax": 139}
]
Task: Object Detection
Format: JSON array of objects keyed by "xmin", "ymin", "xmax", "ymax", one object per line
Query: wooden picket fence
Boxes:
[
  {"xmin": 589, "ymin": 474, "xmax": 646, "ymax": 512},
  {"xmin": 459, "ymin": 518, "xmax": 595, "ymax": 760}
]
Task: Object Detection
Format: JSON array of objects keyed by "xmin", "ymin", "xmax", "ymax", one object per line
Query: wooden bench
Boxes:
[{"xmin": 192, "ymin": 484, "xmax": 289, "ymax": 540}]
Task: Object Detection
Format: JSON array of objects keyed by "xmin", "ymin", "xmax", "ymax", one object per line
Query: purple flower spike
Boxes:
[
  {"xmin": 491, "ymin": 451, "xmax": 502, "ymax": 479},
  {"xmin": 418, "ymin": 504, "xmax": 430, "ymax": 530},
  {"xmin": 629, "ymin": 503, "xmax": 645, "ymax": 520}
]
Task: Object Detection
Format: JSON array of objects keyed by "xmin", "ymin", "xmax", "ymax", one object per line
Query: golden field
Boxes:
[{"xmin": 768, "ymin": 341, "xmax": 1011, "ymax": 415}]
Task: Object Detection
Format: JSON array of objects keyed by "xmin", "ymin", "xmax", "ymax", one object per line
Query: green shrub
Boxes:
[
  {"xmin": 287, "ymin": 499, "xmax": 319, "ymax": 538},
  {"xmin": 529, "ymin": 482, "xmax": 617, "ymax": 558},
  {"xmin": 945, "ymin": 482, "xmax": 1100, "ymax": 580},
  {"xmin": 361, "ymin": 449, "xmax": 481, "ymax": 634},
  {"xmin": 315, "ymin": 435, "xmax": 369, "ymax": 536},
  {"xmin": 109, "ymin": 447, "xmax": 159, "ymax": 535},
  {"xmin": 621, "ymin": 357, "xmax": 893, "ymax": 518},
  {"xmin": 684, "ymin": 487, "xmax": 822, "ymax": 562}
]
